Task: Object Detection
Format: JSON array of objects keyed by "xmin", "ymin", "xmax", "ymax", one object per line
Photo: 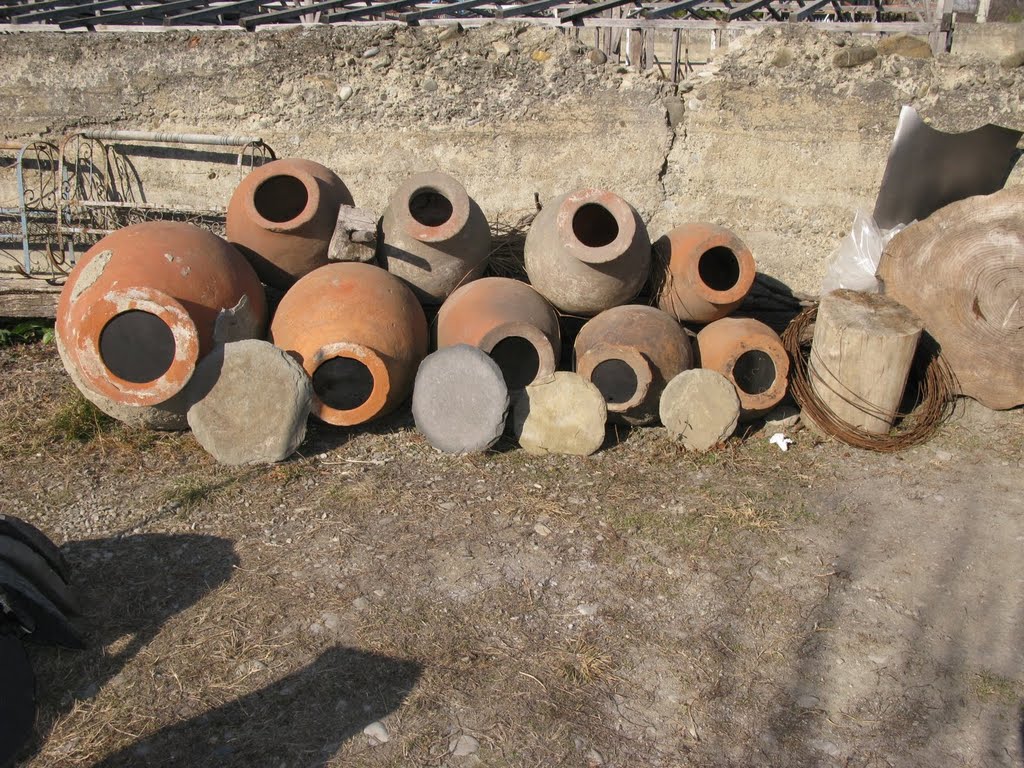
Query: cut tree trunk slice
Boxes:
[
  {"xmin": 809, "ymin": 290, "xmax": 922, "ymax": 434},
  {"xmin": 877, "ymin": 186, "xmax": 1024, "ymax": 410}
]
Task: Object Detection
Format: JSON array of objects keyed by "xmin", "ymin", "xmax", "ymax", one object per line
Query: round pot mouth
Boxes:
[
  {"xmin": 576, "ymin": 343, "xmax": 652, "ymax": 413},
  {"xmin": 72, "ymin": 287, "xmax": 199, "ymax": 407},
  {"xmin": 684, "ymin": 234, "xmax": 756, "ymax": 304},
  {"xmin": 245, "ymin": 166, "xmax": 321, "ymax": 234},
  {"xmin": 394, "ymin": 172, "xmax": 471, "ymax": 244},
  {"xmin": 727, "ymin": 345, "xmax": 789, "ymax": 414},
  {"xmin": 479, "ymin": 322, "xmax": 557, "ymax": 390},
  {"xmin": 308, "ymin": 342, "xmax": 390, "ymax": 426},
  {"xmin": 558, "ymin": 189, "xmax": 638, "ymax": 265}
]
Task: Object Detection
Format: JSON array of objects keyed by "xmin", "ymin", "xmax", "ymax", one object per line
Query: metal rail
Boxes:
[{"xmin": 0, "ymin": 131, "xmax": 275, "ymax": 277}]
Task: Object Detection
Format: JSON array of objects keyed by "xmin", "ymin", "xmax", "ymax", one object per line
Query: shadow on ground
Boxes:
[
  {"xmin": 27, "ymin": 533, "xmax": 420, "ymax": 767},
  {"xmin": 93, "ymin": 644, "xmax": 421, "ymax": 768}
]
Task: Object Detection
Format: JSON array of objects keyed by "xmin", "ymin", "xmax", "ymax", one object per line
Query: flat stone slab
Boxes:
[
  {"xmin": 659, "ymin": 368, "xmax": 740, "ymax": 451},
  {"xmin": 412, "ymin": 344, "xmax": 509, "ymax": 454},
  {"xmin": 187, "ymin": 339, "xmax": 313, "ymax": 465},
  {"xmin": 510, "ymin": 372, "xmax": 607, "ymax": 456}
]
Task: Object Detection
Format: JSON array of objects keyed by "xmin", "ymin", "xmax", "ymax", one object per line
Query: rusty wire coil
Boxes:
[{"xmin": 782, "ymin": 303, "xmax": 959, "ymax": 452}]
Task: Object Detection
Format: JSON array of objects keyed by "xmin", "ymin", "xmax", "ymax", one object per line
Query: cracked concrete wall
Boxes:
[{"xmin": 1, "ymin": 24, "xmax": 1022, "ymax": 294}]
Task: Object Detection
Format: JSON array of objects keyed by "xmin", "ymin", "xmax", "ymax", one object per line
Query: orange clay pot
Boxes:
[
  {"xmin": 55, "ymin": 222, "xmax": 267, "ymax": 421},
  {"xmin": 436, "ymin": 277, "xmax": 561, "ymax": 390},
  {"xmin": 270, "ymin": 262, "xmax": 428, "ymax": 426},
  {"xmin": 574, "ymin": 305, "xmax": 693, "ymax": 425},
  {"xmin": 524, "ymin": 188, "xmax": 651, "ymax": 316},
  {"xmin": 226, "ymin": 158, "xmax": 354, "ymax": 289},
  {"xmin": 378, "ymin": 171, "xmax": 491, "ymax": 304},
  {"xmin": 696, "ymin": 317, "xmax": 789, "ymax": 419},
  {"xmin": 654, "ymin": 223, "xmax": 756, "ymax": 324}
]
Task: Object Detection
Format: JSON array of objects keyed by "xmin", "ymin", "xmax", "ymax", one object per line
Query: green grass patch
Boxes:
[{"xmin": 46, "ymin": 390, "xmax": 113, "ymax": 443}]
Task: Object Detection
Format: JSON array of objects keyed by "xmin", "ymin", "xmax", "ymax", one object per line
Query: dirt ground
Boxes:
[{"xmin": 1, "ymin": 337, "xmax": 1021, "ymax": 768}]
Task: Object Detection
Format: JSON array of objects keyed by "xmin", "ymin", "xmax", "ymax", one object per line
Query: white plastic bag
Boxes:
[{"xmin": 820, "ymin": 210, "xmax": 907, "ymax": 295}]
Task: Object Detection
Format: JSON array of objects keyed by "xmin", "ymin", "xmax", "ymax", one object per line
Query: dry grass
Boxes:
[
  {"xmin": 45, "ymin": 391, "xmax": 113, "ymax": 443},
  {"xmin": 968, "ymin": 670, "xmax": 1021, "ymax": 703},
  {"xmin": 4, "ymin": 340, "xmax": 1022, "ymax": 767}
]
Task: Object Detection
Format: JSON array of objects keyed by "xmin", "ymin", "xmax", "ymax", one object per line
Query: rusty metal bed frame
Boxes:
[{"xmin": 0, "ymin": 130, "xmax": 275, "ymax": 278}]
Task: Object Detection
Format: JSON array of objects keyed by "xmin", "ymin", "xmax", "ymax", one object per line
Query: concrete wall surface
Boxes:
[
  {"xmin": 1, "ymin": 24, "xmax": 1022, "ymax": 294},
  {"xmin": 952, "ymin": 22, "xmax": 1024, "ymax": 57}
]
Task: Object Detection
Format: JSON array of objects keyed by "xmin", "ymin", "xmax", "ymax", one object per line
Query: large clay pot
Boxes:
[
  {"xmin": 378, "ymin": 171, "xmax": 491, "ymax": 304},
  {"xmin": 55, "ymin": 222, "xmax": 268, "ymax": 429},
  {"xmin": 524, "ymin": 188, "xmax": 651, "ymax": 316},
  {"xmin": 226, "ymin": 158, "xmax": 353, "ymax": 289},
  {"xmin": 574, "ymin": 305, "xmax": 693, "ymax": 425},
  {"xmin": 696, "ymin": 317, "xmax": 789, "ymax": 419},
  {"xmin": 270, "ymin": 262, "xmax": 428, "ymax": 426},
  {"xmin": 654, "ymin": 223, "xmax": 756, "ymax": 324},
  {"xmin": 436, "ymin": 277, "xmax": 561, "ymax": 390}
]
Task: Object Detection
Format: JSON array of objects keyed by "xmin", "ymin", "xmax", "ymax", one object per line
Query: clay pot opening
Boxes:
[
  {"xmin": 699, "ymin": 246, "xmax": 741, "ymax": 292},
  {"xmin": 489, "ymin": 335, "xmax": 541, "ymax": 391},
  {"xmin": 573, "ymin": 203, "xmax": 619, "ymax": 248},
  {"xmin": 253, "ymin": 174, "xmax": 309, "ymax": 224},
  {"xmin": 99, "ymin": 309, "xmax": 176, "ymax": 384},
  {"xmin": 409, "ymin": 188, "xmax": 454, "ymax": 228},
  {"xmin": 312, "ymin": 357, "xmax": 376, "ymax": 412},
  {"xmin": 591, "ymin": 358, "xmax": 638, "ymax": 405},
  {"xmin": 733, "ymin": 350, "xmax": 776, "ymax": 395}
]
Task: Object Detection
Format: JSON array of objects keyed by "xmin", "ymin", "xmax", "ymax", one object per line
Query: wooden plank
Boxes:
[
  {"xmin": 573, "ymin": 14, "xmax": 935, "ymax": 26},
  {"xmin": 643, "ymin": 0, "xmax": 706, "ymax": 19},
  {"xmin": 167, "ymin": 0, "xmax": 275, "ymax": 23},
  {"xmin": 727, "ymin": 0, "xmax": 772, "ymax": 17},
  {"xmin": 560, "ymin": 0, "xmax": 637, "ymax": 22},
  {"xmin": 670, "ymin": 27, "xmax": 679, "ymax": 80},
  {"xmin": 643, "ymin": 24, "xmax": 654, "ymax": 67},
  {"xmin": 326, "ymin": 0, "xmax": 417, "ymax": 17},
  {"xmin": 495, "ymin": 0, "xmax": 565, "ymax": 16},
  {"xmin": 789, "ymin": 0, "xmax": 827, "ymax": 15},
  {"xmin": 61, "ymin": 0, "xmax": 209, "ymax": 27},
  {"xmin": 401, "ymin": 0, "xmax": 493, "ymax": 21},
  {"xmin": 240, "ymin": 0, "xmax": 358, "ymax": 26},
  {"xmin": 0, "ymin": 277, "xmax": 60, "ymax": 319},
  {"xmin": 13, "ymin": 0, "xmax": 132, "ymax": 23}
]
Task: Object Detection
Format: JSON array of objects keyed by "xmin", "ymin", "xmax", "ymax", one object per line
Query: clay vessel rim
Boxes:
[
  {"xmin": 243, "ymin": 164, "xmax": 322, "ymax": 234},
  {"xmin": 72, "ymin": 287, "xmax": 199, "ymax": 407},
  {"xmin": 725, "ymin": 346, "xmax": 789, "ymax": 409},
  {"xmin": 671, "ymin": 229, "xmax": 756, "ymax": 304},
  {"xmin": 557, "ymin": 189, "xmax": 638, "ymax": 265},
  {"xmin": 478, "ymin": 321, "xmax": 558, "ymax": 380},
  {"xmin": 576, "ymin": 342, "xmax": 653, "ymax": 412},
  {"xmin": 392, "ymin": 172, "xmax": 471, "ymax": 244},
  {"xmin": 309, "ymin": 341, "xmax": 391, "ymax": 427}
]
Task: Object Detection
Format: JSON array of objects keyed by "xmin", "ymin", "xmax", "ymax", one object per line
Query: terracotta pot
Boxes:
[
  {"xmin": 55, "ymin": 222, "xmax": 268, "ymax": 428},
  {"xmin": 226, "ymin": 158, "xmax": 354, "ymax": 289},
  {"xmin": 696, "ymin": 317, "xmax": 789, "ymax": 419},
  {"xmin": 378, "ymin": 171, "xmax": 491, "ymax": 304},
  {"xmin": 270, "ymin": 262, "xmax": 428, "ymax": 426},
  {"xmin": 574, "ymin": 304, "xmax": 693, "ymax": 425},
  {"xmin": 654, "ymin": 223, "xmax": 756, "ymax": 324},
  {"xmin": 436, "ymin": 277, "xmax": 561, "ymax": 390},
  {"xmin": 524, "ymin": 188, "xmax": 651, "ymax": 316}
]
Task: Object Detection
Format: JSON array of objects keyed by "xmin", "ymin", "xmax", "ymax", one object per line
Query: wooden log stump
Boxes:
[
  {"xmin": 809, "ymin": 289, "xmax": 923, "ymax": 434},
  {"xmin": 877, "ymin": 186, "xmax": 1024, "ymax": 409}
]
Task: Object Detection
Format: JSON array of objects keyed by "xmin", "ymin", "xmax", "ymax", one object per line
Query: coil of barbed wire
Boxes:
[{"xmin": 782, "ymin": 303, "xmax": 959, "ymax": 452}]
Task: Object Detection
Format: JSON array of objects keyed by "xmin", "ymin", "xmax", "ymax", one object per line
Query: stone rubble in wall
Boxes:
[
  {"xmin": 125, "ymin": 24, "xmax": 680, "ymax": 133},
  {"xmin": 693, "ymin": 26, "xmax": 1024, "ymax": 129}
]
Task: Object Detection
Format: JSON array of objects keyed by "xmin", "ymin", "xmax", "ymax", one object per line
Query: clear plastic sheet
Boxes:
[{"xmin": 821, "ymin": 210, "xmax": 906, "ymax": 295}]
